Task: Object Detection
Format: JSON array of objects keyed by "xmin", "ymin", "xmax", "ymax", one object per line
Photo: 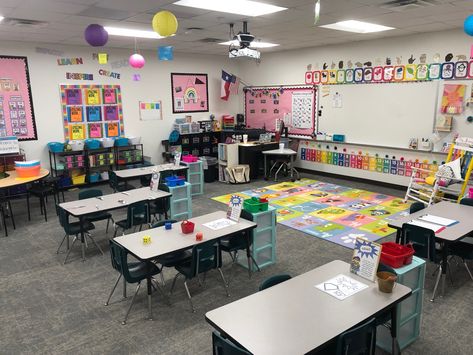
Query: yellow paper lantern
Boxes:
[{"xmin": 152, "ymin": 11, "xmax": 178, "ymax": 37}]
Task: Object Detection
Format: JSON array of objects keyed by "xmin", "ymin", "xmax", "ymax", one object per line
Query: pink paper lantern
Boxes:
[{"xmin": 129, "ymin": 53, "xmax": 145, "ymax": 69}]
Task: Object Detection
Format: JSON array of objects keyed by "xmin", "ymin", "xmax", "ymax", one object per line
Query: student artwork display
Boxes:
[
  {"xmin": 170, "ymin": 73, "xmax": 208, "ymax": 113},
  {"xmin": 440, "ymin": 84, "xmax": 466, "ymax": 114},
  {"xmin": 0, "ymin": 56, "xmax": 38, "ymax": 140},
  {"xmin": 60, "ymin": 84, "xmax": 125, "ymax": 140}
]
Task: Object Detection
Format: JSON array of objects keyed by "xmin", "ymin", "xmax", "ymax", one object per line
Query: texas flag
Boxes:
[{"xmin": 221, "ymin": 70, "xmax": 236, "ymax": 101}]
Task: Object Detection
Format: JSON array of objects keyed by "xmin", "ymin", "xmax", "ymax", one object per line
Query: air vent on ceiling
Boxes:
[
  {"xmin": 187, "ymin": 27, "xmax": 204, "ymax": 31},
  {"xmin": 2, "ymin": 17, "xmax": 49, "ymax": 28},
  {"xmin": 381, "ymin": 0, "xmax": 441, "ymax": 11},
  {"xmin": 199, "ymin": 38, "xmax": 224, "ymax": 43}
]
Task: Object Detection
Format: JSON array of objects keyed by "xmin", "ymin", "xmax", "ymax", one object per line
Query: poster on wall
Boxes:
[
  {"xmin": 0, "ymin": 56, "xmax": 38, "ymax": 140},
  {"xmin": 60, "ymin": 84, "xmax": 124, "ymax": 140},
  {"xmin": 139, "ymin": 101, "xmax": 162, "ymax": 120},
  {"xmin": 170, "ymin": 73, "xmax": 209, "ymax": 113}
]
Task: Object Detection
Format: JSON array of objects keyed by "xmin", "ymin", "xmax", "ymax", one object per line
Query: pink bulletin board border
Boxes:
[
  {"xmin": 244, "ymin": 85, "xmax": 317, "ymax": 137},
  {"xmin": 0, "ymin": 56, "xmax": 38, "ymax": 140},
  {"xmin": 60, "ymin": 84, "xmax": 125, "ymax": 141},
  {"xmin": 171, "ymin": 73, "xmax": 209, "ymax": 113}
]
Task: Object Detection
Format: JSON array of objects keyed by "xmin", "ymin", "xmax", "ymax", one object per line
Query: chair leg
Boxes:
[
  {"xmin": 122, "ymin": 281, "xmax": 141, "ymax": 325},
  {"xmin": 7, "ymin": 201, "xmax": 15, "ymax": 230},
  {"xmin": 464, "ymin": 261, "xmax": 473, "ymax": 281},
  {"xmin": 43, "ymin": 197, "xmax": 48, "ymax": 222},
  {"xmin": 87, "ymin": 234, "xmax": 104, "ymax": 255},
  {"xmin": 105, "ymin": 273, "xmax": 122, "ymax": 306},
  {"xmin": 217, "ymin": 268, "xmax": 230, "ymax": 297},
  {"xmin": 56, "ymin": 234, "xmax": 68, "ymax": 254},
  {"xmin": 151, "ymin": 277, "xmax": 170, "ymax": 305},
  {"xmin": 123, "ymin": 277, "xmax": 127, "ymax": 298},
  {"xmin": 183, "ymin": 280, "xmax": 195, "ymax": 313},
  {"xmin": 251, "ymin": 255, "xmax": 261, "ymax": 272},
  {"xmin": 63, "ymin": 236, "xmax": 77, "ymax": 264},
  {"xmin": 26, "ymin": 193, "xmax": 31, "ymax": 221},
  {"xmin": 430, "ymin": 265, "xmax": 442, "ymax": 302},
  {"xmin": 170, "ymin": 273, "xmax": 181, "ymax": 295},
  {"xmin": 1, "ymin": 206, "xmax": 8, "ymax": 237}
]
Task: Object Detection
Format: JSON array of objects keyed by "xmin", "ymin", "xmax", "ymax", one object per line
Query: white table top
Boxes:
[
  {"xmin": 262, "ymin": 148, "xmax": 297, "ymax": 155},
  {"xmin": 114, "ymin": 211, "xmax": 256, "ymax": 260},
  {"xmin": 388, "ymin": 201, "xmax": 473, "ymax": 242},
  {"xmin": 59, "ymin": 187, "xmax": 171, "ymax": 217},
  {"xmin": 206, "ymin": 260, "xmax": 411, "ymax": 355},
  {"xmin": 114, "ymin": 164, "xmax": 187, "ymax": 179}
]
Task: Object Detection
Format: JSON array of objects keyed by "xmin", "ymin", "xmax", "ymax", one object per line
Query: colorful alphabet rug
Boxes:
[{"xmin": 212, "ymin": 178, "xmax": 411, "ymax": 249}]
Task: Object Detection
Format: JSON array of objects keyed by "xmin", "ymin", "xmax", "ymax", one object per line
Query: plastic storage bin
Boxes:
[
  {"xmin": 182, "ymin": 155, "xmax": 198, "ymax": 163},
  {"xmin": 243, "ymin": 197, "xmax": 269, "ymax": 213},
  {"xmin": 85, "ymin": 139, "xmax": 100, "ymax": 149},
  {"xmin": 72, "ymin": 175, "xmax": 86, "ymax": 185},
  {"xmin": 114, "ymin": 137, "xmax": 129, "ymax": 147},
  {"xmin": 165, "ymin": 175, "xmax": 185, "ymax": 187},
  {"xmin": 381, "ymin": 242, "xmax": 415, "ymax": 268},
  {"xmin": 15, "ymin": 165, "xmax": 41, "ymax": 178},
  {"xmin": 181, "ymin": 220, "xmax": 195, "ymax": 234},
  {"xmin": 89, "ymin": 173, "xmax": 100, "ymax": 183},
  {"xmin": 48, "ymin": 142, "xmax": 64, "ymax": 153}
]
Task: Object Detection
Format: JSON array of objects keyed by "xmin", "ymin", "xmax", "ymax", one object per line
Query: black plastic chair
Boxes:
[
  {"xmin": 149, "ymin": 184, "xmax": 171, "ymax": 222},
  {"xmin": 27, "ymin": 177, "xmax": 61, "ymax": 222},
  {"xmin": 151, "ymin": 219, "xmax": 192, "ymax": 285},
  {"xmin": 335, "ymin": 317, "xmax": 377, "ymax": 355},
  {"xmin": 106, "ymin": 240, "xmax": 164, "ymax": 324},
  {"xmin": 78, "ymin": 189, "xmax": 114, "ymax": 233},
  {"xmin": 402, "ymin": 223, "xmax": 446, "ymax": 302},
  {"xmin": 108, "ymin": 170, "xmax": 135, "ymax": 192},
  {"xmin": 212, "ymin": 331, "xmax": 251, "ymax": 355},
  {"xmin": 409, "ymin": 201, "xmax": 426, "ymax": 214},
  {"xmin": 113, "ymin": 201, "xmax": 150, "ymax": 237},
  {"xmin": 170, "ymin": 240, "xmax": 229, "ymax": 312},
  {"xmin": 57, "ymin": 206, "xmax": 101, "ymax": 264},
  {"xmin": 460, "ymin": 198, "xmax": 473, "ymax": 206},
  {"xmin": 259, "ymin": 274, "xmax": 292, "ymax": 291}
]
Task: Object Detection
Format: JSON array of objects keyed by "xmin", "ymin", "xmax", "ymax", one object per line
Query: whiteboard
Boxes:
[{"xmin": 318, "ymin": 81, "xmax": 439, "ymax": 148}]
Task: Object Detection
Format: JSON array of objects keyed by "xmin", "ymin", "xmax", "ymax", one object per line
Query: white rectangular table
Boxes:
[
  {"xmin": 388, "ymin": 201, "xmax": 473, "ymax": 297},
  {"xmin": 114, "ymin": 164, "xmax": 187, "ymax": 180},
  {"xmin": 262, "ymin": 148, "xmax": 299, "ymax": 182},
  {"xmin": 59, "ymin": 187, "xmax": 171, "ymax": 261},
  {"xmin": 206, "ymin": 260, "xmax": 411, "ymax": 355}
]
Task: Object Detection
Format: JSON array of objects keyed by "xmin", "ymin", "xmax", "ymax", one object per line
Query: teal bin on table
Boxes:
[{"xmin": 376, "ymin": 256, "xmax": 426, "ymax": 352}]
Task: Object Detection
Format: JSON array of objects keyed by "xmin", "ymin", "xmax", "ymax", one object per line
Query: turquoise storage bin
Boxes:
[
  {"xmin": 89, "ymin": 173, "xmax": 100, "ymax": 183},
  {"xmin": 114, "ymin": 137, "xmax": 129, "ymax": 147},
  {"xmin": 48, "ymin": 142, "xmax": 64, "ymax": 153},
  {"xmin": 85, "ymin": 139, "xmax": 100, "ymax": 149}
]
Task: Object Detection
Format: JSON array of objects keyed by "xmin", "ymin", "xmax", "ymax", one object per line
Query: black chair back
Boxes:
[
  {"xmin": 125, "ymin": 201, "xmax": 150, "ymax": 228},
  {"xmin": 409, "ymin": 201, "xmax": 426, "ymax": 214},
  {"xmin": 190, "ymin": 240, "xmax": 221, "ymax": 277},
  {"xmin": 108, "ymin": 170, "xmax": 119, "ymax": 191},
  {"xmin": 402, "ymin": 223, "xmax": 437, "ymax": 262},
  {"xmin": 153, "ymin": 184, "xmax": 171, "ymax": 216},
  {"xmin": 259, "ymin": 274, "xmax": 292, "ymax": 291},
  {"xmin": 109, "ymin": 239, "xmax": 124, "ymax": 274},
  {"xmin": 79, "ymin": 189, "xmax": 103, "ymax": 200},
  {"xmin": 336, "ymin": 317, "xmax": 377, "ymax": 355},
  {"xmin": 212, "ymin": 331, "xmax": 250, "ymax": 355},
  {"xmin": 460, "ymin": 198, "xmax": 473, "ymax": 207}
]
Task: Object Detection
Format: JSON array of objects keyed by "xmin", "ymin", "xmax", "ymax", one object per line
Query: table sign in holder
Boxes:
[
  {"xmin": 226, "ymin": 195, "xmax": 243, "ymax": 222},
  {"xmin": 350, "ymin": 237, "xmax": 382, "ymax": 282}
]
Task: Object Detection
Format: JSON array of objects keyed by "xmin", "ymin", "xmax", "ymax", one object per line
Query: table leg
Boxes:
[
  {"xmin": 80, "ymin": 216, "xmax": 86, "ymax": 262},
  {"xmin": 441, "ymin": 241, "xmax": 448, "ymax": 297},
  {"xmin": 391, "ymin": 305, "xmax": 401, "ymax": 355},
  {"xmin": 395, "ymin": 229, "xmax": 402, "ymax": 244},
  {"xmin": 264, "ymin": 155, "xmax": 268, "ymax": 180},
  {"xmin": 290, "ymin": 155, "xmax": 294, "ymax": 181},
  {"xmin": 147, "ymin": 277, "xmax": 153, "ymax": 320}
]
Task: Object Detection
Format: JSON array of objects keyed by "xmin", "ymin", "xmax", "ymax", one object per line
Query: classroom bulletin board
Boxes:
[
  {"xmin": 171, "ymin": 73, "xmax": 209, "ymax": 113},
  {"xmin": 60, "ymin": 84, "xmax": 125, "ymax": 141},
  {"xmin": 244, "ymin": 85, "xmax": 316, "ymax": 137},
  {"xmin": 0, "ymin": 56, "xmax": 38, "ymax": 140}
]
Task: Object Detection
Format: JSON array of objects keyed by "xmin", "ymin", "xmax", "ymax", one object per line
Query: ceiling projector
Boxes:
[{"xmin": 235, "ymin": 33, "xmax": 255, "ymax": 48}]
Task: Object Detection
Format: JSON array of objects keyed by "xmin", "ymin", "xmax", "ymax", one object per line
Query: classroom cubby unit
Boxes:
[
  {"xmin": 180, "ymin": 160, "xmax": 203, "ymax": 196},
  {"xmin": 168, "ymin": 182, "xmax": 192, "ymax": 221},
  {"xmin": 237, "ymin": 206, "xmax": 277, "ymax": 271},
  {"xmin": 376, "ymin": 256, "xmax": 426, "ymax": 351}
]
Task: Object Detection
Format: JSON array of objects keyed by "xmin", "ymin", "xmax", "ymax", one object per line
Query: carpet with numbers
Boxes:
[{"xmin": 212, "ymin": 178, "xmax": 412, "ymax": 249}]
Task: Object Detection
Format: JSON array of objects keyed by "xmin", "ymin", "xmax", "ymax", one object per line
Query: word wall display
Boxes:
[{"xmin": 60, "ymin": 84, "xmax": 125, "ymax": 141}]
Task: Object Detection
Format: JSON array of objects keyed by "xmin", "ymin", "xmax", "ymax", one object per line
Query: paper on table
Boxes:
[
  {"xmin": 407, "ymin": 219, "xmax": 445, "ymax": 233},
  {"xmin": 417, "ymin": 214, "xmax": 458, "ymax": 227},
  {"xmin": 315, "ymin": 274, "xmax": 368, "ymax": 301},
  {"xmin": 203, "ymin": 218, "xmax": 236, "ymax": 230}
]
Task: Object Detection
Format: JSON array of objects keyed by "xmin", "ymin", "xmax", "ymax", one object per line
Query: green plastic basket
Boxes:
[{"xmin": 243, "ymin": 197, "xmax": 269, "ymax": 213}]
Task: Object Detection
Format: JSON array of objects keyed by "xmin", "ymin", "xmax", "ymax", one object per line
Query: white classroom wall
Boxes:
[{"xmin": 0, "ymin": 40, "xmax": 240, "ymax": 164}]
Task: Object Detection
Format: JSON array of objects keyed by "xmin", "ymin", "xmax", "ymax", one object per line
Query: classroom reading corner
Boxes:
[{"xmin": 2, "ymin": 1, "xmax": 473, "ymax": 354}]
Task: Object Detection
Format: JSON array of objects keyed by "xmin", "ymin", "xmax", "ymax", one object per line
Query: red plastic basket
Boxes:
[
  {"xmin": 181, "ymin": 220, "xmax": 195, "ymax": 234},
  {"xmin": 380, "ymin": 242, "xmax": 415, "ymax": 268}
]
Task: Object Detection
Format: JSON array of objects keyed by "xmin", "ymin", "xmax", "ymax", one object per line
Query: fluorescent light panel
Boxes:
[
  {"xmin": 173, "ymin": 0, "xmax": 287, "ymax": 17},
  {"xmin": 0, "ymin": 15, "xmax": 4, "ymax": 22},
  {"xmin": 219, "ymin": 40, "xmax": 279, "ymax": 48},
  {"xmin": 319, "ymin": 20, "xmax": 394, "ymax": 33},
  {"xmin": 104, "ymin": 26, "xmax": 164, "ymax": 39}
]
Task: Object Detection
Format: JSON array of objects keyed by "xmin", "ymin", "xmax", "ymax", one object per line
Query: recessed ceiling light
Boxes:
[
  {"xmin": 319, "ymin": 20, "xmax": 395, "ymax": 33},
  {"xmin": 219, "ymin": 40, "xmax": 279, "ymax": 48},
  {"xmin": 173, "ymin": 0, "xmax": 287, "ymax": 17},
  {"xmin": 104, "ymin": 26, "xmax": 165, "ymax": 39},
  {"xmin": 0, "ymin": 16, "xmax": 4, "ymax": 22}
]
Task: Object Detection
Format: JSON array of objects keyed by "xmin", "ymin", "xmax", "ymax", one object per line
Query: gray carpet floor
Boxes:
[{"xmin": 0, "ymin": 172, "xmax": 472, "ymax": 355}]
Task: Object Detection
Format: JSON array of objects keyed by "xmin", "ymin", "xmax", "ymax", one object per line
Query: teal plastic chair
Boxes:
[
  {"xmin": 108, "ymin": 170, "xmax": 135, "ymax": 192},
  {"xmin": 106, "ymin": 240, "xmax": 164, "ymax": 324},
  {"xmin": 78, "ymin": 189, "xmax": 114, "ymax": 233},
  {"xmin": 212, "ymin": 331, "xmax": 250, "ymax": 355},
  {"xmin": 113, "ymin": 201, "xmax": 150, "ymax": 237},
  {"xmin": 335, "ymin": 317, "xmax": 377, "ymax": 355},
  {"xmin": 170, "ymin": 240, "xmax": 229, "ymax": 312},
  {"xmin": 259, "ymin": 274, "xmax": 292, "ymax": 291}
]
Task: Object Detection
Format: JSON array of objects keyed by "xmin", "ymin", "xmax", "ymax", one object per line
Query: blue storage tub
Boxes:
[
  {"xmin": 114, "ymin": 137, "xmax": 129, "ymax": 147},
  {"xmin": 89, "ymin": 173, "xmax": 100, "ymax": 183},
  {"xmin": 48, "ymin": 142, "xmax": 64, "ymax": 153},
  {"xmin": 85, "ymin": 139, "xmax": 101, "ymax": 149},
  {"xmin": 165, "ymin": 175, "xmax": 185, "ymax": 187}
]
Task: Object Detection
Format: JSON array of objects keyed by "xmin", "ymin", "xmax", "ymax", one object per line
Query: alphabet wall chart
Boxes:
[
  {"xmin": 60, "ymin": 84, "xmax": 125, "ymax": 140},
  {"xmin": 0, "ymin": 56, "xmax": 38, "ymax": 140}
]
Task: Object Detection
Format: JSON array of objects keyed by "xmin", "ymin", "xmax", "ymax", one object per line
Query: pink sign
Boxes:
[{"xmin": 171, "ymin": 73, "xmax": 208, "ymax": 113}]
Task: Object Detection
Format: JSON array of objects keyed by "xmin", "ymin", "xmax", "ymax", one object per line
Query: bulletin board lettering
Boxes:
[
  {"xmin": 60, "ymin": 84, "xmax": 125, "ymax": 140},
  {"xmin": 0, "ymin": 56, "xmax": 38, "ymax": 140}
]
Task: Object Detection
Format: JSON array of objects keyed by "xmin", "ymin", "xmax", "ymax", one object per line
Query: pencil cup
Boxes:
[{"xmin": 377, "ymin": 271, "xmax": 397, "ymax": 293}]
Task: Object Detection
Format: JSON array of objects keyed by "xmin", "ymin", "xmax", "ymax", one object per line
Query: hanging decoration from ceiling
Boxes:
[
  {"xmin": 465, "ymin": 15, "xmax": 473, "ymax": 36},
  {"xmin": 158, "ymin": 46, "xmax": 174, "ymax": 61},
  {"xmin": 84, "ymin": 24, "xmax": 108, "ymax": 47},
  {"xmin": 129, "ymin": 53, "xmax": 145, "ymax": 69},
  {"xmin": 152, "ymin": 11, "xmax": 178, "ymax": 37}
]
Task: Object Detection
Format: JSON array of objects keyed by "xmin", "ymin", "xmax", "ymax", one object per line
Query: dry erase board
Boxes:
[
  {"xmin": 318, "ymin": 81, "xmax": 439, "ymax": 148},
  {"xmin": 245, "ymin": 85, "xmax": 316, "ymax": 137}
]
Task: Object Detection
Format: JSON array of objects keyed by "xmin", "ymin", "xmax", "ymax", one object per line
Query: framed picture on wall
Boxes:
[{"xmin": 170, "ymin": 73, "xmax": 209, "ymax": 113}]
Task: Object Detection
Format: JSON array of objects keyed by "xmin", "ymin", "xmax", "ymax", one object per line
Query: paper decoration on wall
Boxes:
[
  {"xmin": 98, "ymin": 53, "xmax": 108, "ymax": 64},
  {"xmin": 435, "ymin": 115, "xmax": 453, "ymax": 132},
  {"xmin": 441, "ymin": 84, "xmax": 466, "ymax": 114},
  {"xmin": 110, "ymin": 59, "xmax": 129, "ymax": 69},
  {"xmin": 292, "ymin": 92, "xmax": 314, "ymax": 128},
  {"xmin": 132, "ymin": 74, "xmax": 141, "ymax": 81},
  {"xmin": 98, "ymin": 69, "xmax": 120, "ymax": 79},
  {"xmin": 66, "ymin": 72, "xmax": 94, "ymax": 80},
  {"xmin": 171, "ymin": 73, "xmax": 209, "ymax": 113},
  {"xmin": 158, "ymin": 46, "xmax": 174, "ymax": 61},
  {"xmin": 60, "ymin": 84, "xmax": 124, "ymax": 140},
  {"xmin": 0, "ymin": 56, "xmax": 38, "ymax": 140},
  {"xmin": 35, "ymin": 47, "xmax": 64, "ymax": 56},
  {"xmin": 441, "ymin": 63, "xmax": 454, "ymax": 79},
  {"xmin": 57, "ymin": 57, "xmax": 83, "ymax": 65},
  {"xmin": 139, "ymin": 101, "xmax": 163, "ymax": 120}
]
